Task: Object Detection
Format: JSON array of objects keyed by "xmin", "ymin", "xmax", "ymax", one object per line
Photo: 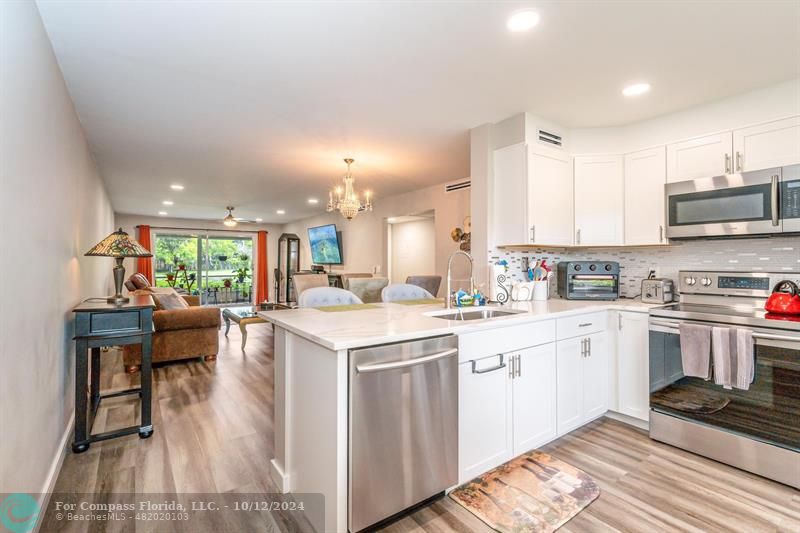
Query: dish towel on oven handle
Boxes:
[
  {"xmin": 679, "ymin": 323, "xmax": 712, "ymax": 380},
  {"xmin": 711, "ymin": 327, "xmax": 755, "ymax": 390}
]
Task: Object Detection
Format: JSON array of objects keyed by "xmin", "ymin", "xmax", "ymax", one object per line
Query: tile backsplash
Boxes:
[{"xmin": 490, "ymin": 236, "xmax": 800, "ymax": 298}]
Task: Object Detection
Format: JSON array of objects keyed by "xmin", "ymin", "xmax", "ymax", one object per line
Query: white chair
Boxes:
[
  {"xmin": 292, "ymin": 273, "xmax": 330, "ymax": 298},
  {"xmin": 298, "ymin": 286, "xmax": 364, "ymax": 308},
  {"xmin": 381, "ymin": 283, "xmax": 435, "ymax": 302}
]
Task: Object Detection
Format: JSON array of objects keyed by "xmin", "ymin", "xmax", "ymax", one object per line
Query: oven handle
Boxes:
[{"xmin": 649, "ymin": 319, "xmax": 800, "ymax": 343}]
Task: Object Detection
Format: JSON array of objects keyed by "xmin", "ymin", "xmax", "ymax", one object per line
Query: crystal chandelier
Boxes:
[{"xmin": 327, "ymin": 158, "xmax": 373, "ymax": 220}]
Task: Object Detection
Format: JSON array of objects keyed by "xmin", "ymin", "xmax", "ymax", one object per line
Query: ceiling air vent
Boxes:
[
  {"xmin": 538, "ymin": 129, "xmax": 563, "ymax": 147},
  {"xmin": 444, "ymin": 179, "xmax": 471, "ymax": 193}
]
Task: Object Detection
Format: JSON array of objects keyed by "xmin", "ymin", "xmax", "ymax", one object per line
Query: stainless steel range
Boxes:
[{"xmin": 648, "ymin": 271, "xmax": 800, "ymax": 488}]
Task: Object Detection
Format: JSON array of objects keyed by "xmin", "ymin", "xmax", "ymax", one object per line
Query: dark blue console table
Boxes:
[{"xmin": 71, "ymin": 294, "xmax": 156, "ymax": 453}]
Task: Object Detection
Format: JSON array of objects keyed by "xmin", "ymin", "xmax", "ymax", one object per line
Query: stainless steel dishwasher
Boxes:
[{"xmin": 348, "ymin": 335, "xmax": 458, "ymax": 532}]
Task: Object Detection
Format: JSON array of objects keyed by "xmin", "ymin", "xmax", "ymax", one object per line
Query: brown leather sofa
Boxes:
[{"xmin": 123, "ymin": 287, "xmax": 221, "ymax": 373}]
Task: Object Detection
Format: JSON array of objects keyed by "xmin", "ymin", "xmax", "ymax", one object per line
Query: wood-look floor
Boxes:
[{"xmin": 47, "ymin": 323, "xmax": 799, "ymax": 532}]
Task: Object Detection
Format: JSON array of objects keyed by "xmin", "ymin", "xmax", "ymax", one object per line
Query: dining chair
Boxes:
[
  {"xmin": 345, "ymin": 277, "xmax": 389, "ymax": 303},
  {"xmin": 381, "ymin": 283, "xmax": 435, "ymax": 302},
  {"xmin": 292, "ymin": 273, "xmax": 330, "ymax": 298},
  {"xmin": 406, "ymin": 275, "xmax": 442, "ymax": 297},
  {"xmin": 298, "ymin": 287, "xmax": 364, "ymax": 308}
]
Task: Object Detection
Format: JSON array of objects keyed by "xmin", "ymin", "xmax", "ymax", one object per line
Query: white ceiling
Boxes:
[{"xmin": 37, "ymin": 1, "xmax": 800, "ymax": 223}]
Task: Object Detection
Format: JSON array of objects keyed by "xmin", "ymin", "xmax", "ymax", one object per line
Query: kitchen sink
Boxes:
[{"xmin": 426, "ymin": 308, "xmax": 525, "ymax": 321}]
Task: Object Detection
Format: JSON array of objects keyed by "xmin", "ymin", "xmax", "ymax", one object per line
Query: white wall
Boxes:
[
  {"xmin": 281, "ymin": 182, "xmax": 470, "ymax": 296},
  {"xmin": 0, "ymin": 0, "xmax": 115, "ymax": 495},
  {"xmin": 114, "ymin": 214, "xmax": 282, "ymax": 301},
  {"xmin": 570, "ymin": 78, "xmax": 800, "ymax": 154},
  {"xmin": 389, "ymin": 219, "xmax": 436, "ymax": 285}
]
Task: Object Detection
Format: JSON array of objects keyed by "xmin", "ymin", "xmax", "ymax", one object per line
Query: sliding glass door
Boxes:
[
  {"xmin": 153, "ymin": 231, "xmax": 254, "ymax": 306},
  {"xmin": 201, "ymin": 235, "xmax": 254, "ymax": 305}
]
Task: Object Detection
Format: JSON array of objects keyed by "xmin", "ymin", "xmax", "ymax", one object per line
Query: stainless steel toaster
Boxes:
[{"xmin": 641, "ymin": 278, "xmax": 674, "ymax": 304}]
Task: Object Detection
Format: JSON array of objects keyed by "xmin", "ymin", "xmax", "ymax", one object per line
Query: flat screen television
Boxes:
[{"xmin": 308, "ymin": 224, "xmax": 343, "ymax": 265}]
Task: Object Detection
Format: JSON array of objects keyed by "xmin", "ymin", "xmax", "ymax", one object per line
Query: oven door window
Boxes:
[
  {"xmin": 568, "ymin": 275, "xmax": 617, "ymax": 298},
  {"xmin": 649, "ymin": 331, "xmax": 799, "ymax": 452},
  {"xmin": 668, "ymin": 183, "xmax": 773, "ymax": 226}
]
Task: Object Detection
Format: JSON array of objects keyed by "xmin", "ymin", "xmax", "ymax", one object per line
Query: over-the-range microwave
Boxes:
[{"xmin": 665, "ymin": 164, "xmax": 800, "ymax": 239}]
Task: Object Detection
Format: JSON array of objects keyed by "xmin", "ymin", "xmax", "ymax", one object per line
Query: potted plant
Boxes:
[{"xmin": 233, "ymin": 266, "xmax": 249, "ymax": 284}]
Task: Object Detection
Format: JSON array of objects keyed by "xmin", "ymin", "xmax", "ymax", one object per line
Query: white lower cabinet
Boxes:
[
  {"xmin": 556, "ymin": 331, "xmax": 608, "ymax": 435},
  {"xmin": 616, "ymin": 311, "xmax": 650, "ymax": 421},
  {"xmin": 458, "ymin": 344, "xmax": 557, "ymax": 482},
  {"xmin": 512, "ymin": 344, "xmax": 557, "ymax": 454},
  {"xmin": 458, "ymin": 353, "xmax": 512, "ymax": 482},
  {"xmin": 459, "ymin": 313, "xmax": 619, "ymax": 483}
]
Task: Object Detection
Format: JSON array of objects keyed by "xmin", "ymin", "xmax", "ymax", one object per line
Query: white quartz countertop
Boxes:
[{"xmin": 258, "ymin": 298, "xmax": 661, "ymax": 351}]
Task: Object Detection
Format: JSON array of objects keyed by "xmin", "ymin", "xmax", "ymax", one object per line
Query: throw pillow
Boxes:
[
  {"xmin": 129, "ymin": 273, "xmax": 151, "ymax": 289},
  {"xmin": 152, "ymin": 292, "xmax": 190, "ymax": 311}
]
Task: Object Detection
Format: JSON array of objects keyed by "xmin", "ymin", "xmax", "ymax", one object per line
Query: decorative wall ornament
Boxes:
[{"xmin": 451, "ymin": 216, "xmax": 472, "ymax": 252}]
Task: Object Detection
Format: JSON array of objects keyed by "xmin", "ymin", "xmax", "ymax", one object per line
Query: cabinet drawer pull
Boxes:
[
  {"xmin": 579, "ymin": 322, "xmax": 592, "ymax": 327},
  {"xmin": 735, "ymin": 151, "xmax": 743, "ymax": 172},
  {"xmin": 472, "ymin": 354, "xmax": 506, "ymax": 374},
  {"xmin": 724, "ymin": 153, "xmax": 731, "ymax": 174}
]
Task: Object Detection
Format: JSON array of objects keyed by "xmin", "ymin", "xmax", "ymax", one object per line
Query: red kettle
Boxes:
[{"xmin": 764, "ymin": 280, "xmax": 800, "ymax": 315}]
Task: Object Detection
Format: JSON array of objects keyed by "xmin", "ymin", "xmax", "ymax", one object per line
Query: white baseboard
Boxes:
[
  {"xmin": 270, "ymin": 458, "xmax": 290, "ymax": 493},
  {"xmin": 605, "ymin": 410, "xmax": 649, "ymax": 431},
  {"xmin": 34, "ymin": 411, "xmax": 74, "ymax": 533}
]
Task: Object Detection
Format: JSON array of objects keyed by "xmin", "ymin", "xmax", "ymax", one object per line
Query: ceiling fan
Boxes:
[{"xmin": 222, "ymin": 206, "xmax": 258, "ymax": 227}]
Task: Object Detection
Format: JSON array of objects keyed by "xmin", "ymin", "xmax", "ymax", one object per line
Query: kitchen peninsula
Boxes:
[{"xmin": 260, "ymin": 298, "xmax": 657, "ymax": 532}]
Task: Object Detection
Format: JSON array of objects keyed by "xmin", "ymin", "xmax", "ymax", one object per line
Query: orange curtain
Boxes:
[
  {"xmin": 136, "ymin": 225, "xmax": 154, "ymax": 284},
  {"xmin": 256, "ymin": 231, "xmax": 269, "ymax": 303}
]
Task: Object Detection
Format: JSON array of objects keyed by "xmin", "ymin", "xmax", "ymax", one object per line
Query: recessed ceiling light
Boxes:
[
  {"xmin": 507, "ymin": 10, "xmax": 540, "ymax": 32},
  {"xmin": 255, "ymin": 218, "xmax": 263, "ymax": 222},
  {"xmin": 170, "ymin": 184, "xmax": 184, "ymax": 191},
  {"xmin": 162, "ymin": 200, "xmax": 174, "ymax": 206},
  {"xmin": 622, "ymin": 82, "xmax": 651, "ymax": 97},
  {"xmin": 308, "ymin": 198, "xmax": 319, "ymax": 205},
  {"xmin": 276, "ymin": 209, "xmax": 285, "ymax": 215},
  {"xmin": 158, "ymin": 211, "xmax": 168, "ymax": 216}
]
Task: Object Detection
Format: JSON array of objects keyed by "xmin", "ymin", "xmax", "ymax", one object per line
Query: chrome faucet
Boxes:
[{"xmin": 446, "ymin": 250, "xmax": 475, "ymax": 309}]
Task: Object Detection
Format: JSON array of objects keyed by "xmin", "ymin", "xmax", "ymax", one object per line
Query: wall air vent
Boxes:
[
  {"xmin": 444, "ymin": 179, "xmax": 471, "ymax": 193},
  {"xmin": 538, "ymin": 129, "xmax": 563, "ymax": 147}
]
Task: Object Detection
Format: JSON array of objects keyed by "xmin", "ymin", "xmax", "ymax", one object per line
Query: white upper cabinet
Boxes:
[
  {"xmin": 733, "ymin": 116, "xmax": 800, "ymax": 172},
  {"xmin": 493, "ymin": 143, "xmax": 573, "ymax": 246},
  {"xmin": 528, "ymin": 145, "xmax": 573, "ymax": 246},
  {"xmin": 493, "ymin": 143, "xmax": 529, "ymax": 246},
  {"xmin": 666, "ymin": 131, "xmax": 732, "ymax": 183},
  {"xmin": 624, "ymin": 147, "xmax": 667, "ymax": 245},
  {"xmin": 574, "ymin": 155, "xmax": 624, "ymax": 246}
]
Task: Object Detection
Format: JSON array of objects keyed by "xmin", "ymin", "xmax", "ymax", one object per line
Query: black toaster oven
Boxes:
[{"xmin": 557, "ymin": 261, "xmax": 620, "ymax": 300}]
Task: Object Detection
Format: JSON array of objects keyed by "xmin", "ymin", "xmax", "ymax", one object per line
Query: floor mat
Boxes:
[{"xmin": 449, "ymin": 451, "xmax": 600, "ymax": 533}]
